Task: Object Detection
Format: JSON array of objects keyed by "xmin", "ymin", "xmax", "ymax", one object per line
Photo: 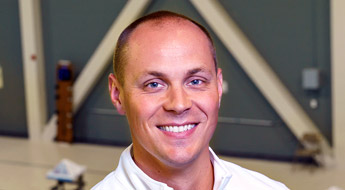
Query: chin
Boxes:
[{"xmin": 160, "ymin": 146, "xmax": 201, "ymax": 167}]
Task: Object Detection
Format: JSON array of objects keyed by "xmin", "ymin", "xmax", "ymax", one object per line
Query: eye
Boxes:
[
  {"xmin": 189, "ymin": 79, "xmax": 203, "ymax": 85},
  {"xmin": 147, "ymin": 82, "xmax": 161, "ymax": 88},
  {"xmin": 143, "ymin": 80, "xmax": 165, "ymax": 92}
]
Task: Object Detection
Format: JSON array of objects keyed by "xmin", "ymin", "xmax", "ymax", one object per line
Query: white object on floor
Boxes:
[{"xmin": 46, "ymin": 159, "xmax": 86, "ymax": 182}]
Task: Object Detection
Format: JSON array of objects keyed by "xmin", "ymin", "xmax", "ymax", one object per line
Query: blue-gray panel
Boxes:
[
  {"xmin": 0, "ymin": 0, "xmax": 27, "ymax": 137},
  {"xmin": 41, "ymin": 0, "xmax": 130, "ymax": 144},
  {"xmin": 219, "ymin": 0, "xmax": 331, "ymax": 143},
  {"xmin": 41, "ymin": 0, "xmax": 127, "ymax": 117}
]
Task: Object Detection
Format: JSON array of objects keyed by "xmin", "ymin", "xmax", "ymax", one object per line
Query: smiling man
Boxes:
[{"xmin": 92, "ymin": 11, "xmax": 288, "ymax": 190}]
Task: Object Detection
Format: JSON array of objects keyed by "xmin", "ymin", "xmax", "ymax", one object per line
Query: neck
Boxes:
[{"xmin": 133, "ymin": 147, "xmax": 214, "ymax": 190}]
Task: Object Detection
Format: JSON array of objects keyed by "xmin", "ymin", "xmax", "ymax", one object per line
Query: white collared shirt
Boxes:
[{"xmin": 92, "ymin": 145, "xmax": 289, "ymax": 190}]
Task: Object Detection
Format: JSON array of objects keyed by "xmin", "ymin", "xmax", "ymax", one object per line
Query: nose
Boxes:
[{"xmin": 163, "ymin": 85, "xmax": 192, "ymax": 115}]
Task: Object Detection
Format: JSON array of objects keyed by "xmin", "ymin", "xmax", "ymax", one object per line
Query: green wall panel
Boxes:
[
  {"xmin": 41, "ymin": 0, "xmax": 129, "ymax": 144},
  {"xmin": 219, "ymin": 0, "xmax": 331, "ymax": 143},
  {"xmin": 0, "ymin": 0, "xmax": 27, "ymax": 137},
  {"xmin": 41, "ymin": 0, "xmax": 127, "ymax": 117}
]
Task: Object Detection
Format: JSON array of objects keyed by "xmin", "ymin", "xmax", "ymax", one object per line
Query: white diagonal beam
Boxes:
[
  {"xmin": 19, "ymin": 0, "xmax": 47, "ymax": 141},
  {"xmin": 331, "ymin": 0, "xmax": 345, "ymax": 160},
  {"xmin": 191, "ymin": 0, "xmax": 331, "ymax": 155},
  {"xmin": 42, "ymin": 0, "xmax": 151, "ymax": 141}
]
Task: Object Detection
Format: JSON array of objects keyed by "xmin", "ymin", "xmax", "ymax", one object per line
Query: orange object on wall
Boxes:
[{"xmin": 56, "ymin": 60, "xmax": 73, "ymax": 143}]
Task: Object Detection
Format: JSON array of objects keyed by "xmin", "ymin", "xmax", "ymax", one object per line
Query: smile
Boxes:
[{"xmin": 158, "ymin": 124, "xmax": 197, "ymax": 133}]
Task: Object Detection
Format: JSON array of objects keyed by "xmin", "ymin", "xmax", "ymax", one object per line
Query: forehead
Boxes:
[
  {"xmin": 124, "ymin": 20, "xmax": 214, "ymax": 70},
  {"xmin": 129, "ymin": 19, "xmax": 209, "ymax": 46}
]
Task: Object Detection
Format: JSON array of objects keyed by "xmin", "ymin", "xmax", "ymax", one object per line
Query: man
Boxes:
[{"xmin": 92, "ymin": 11, "xmax": 288, "ymax": 190}]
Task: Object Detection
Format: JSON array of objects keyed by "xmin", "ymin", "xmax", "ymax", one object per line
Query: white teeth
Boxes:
[{"xmin": 159, "ymin": 124, "xmax": 196, "ymax": 133}]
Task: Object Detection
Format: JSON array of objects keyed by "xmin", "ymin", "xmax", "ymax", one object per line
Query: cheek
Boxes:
[
  {"xmin": 204, "ymin": 93, "xmax": 220, "ymax": 133},
  {"xmin": 198, "ymin": 91, "xmax": 220, "ymax": 114},
  {"xmin": 124, "ymin": 94, "xmax": 161, "ymax": 127}
]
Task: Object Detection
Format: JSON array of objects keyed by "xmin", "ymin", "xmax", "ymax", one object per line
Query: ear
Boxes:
[
  {"xmin": 216, "ymin": 68, "xmax": 223, "ymax": 108},
  {"xmin": 108, "ymin": 73, "xmax": 126, "ymax": 115}
]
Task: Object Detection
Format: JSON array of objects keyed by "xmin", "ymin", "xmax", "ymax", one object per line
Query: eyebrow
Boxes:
[
  {"xmin": 143, "ymin": 67, "xmax": 208, "ymax": 78},
  {"xmin": 147, "ymin": 71, "xmax": 166, "ymax": 77},
  {"xmin": 188, "ymin": 68, "xmax": 203, "ymax": 75}
]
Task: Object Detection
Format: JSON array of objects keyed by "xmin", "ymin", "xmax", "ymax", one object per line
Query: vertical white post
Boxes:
[
  {"xmin": 331, "ymin": 0, "xmax": 345, "ymax": 162},
  {"xmin": 19, "ymin": 0, "xmax": 47, "ymax": 141}
]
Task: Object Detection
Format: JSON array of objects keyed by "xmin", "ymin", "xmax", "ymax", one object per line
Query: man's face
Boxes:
[{"xmin": 109, "ymin": 21, "xmax": 223, "ymax": 168}]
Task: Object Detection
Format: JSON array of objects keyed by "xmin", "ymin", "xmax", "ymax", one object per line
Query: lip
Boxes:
[{"xmin": 157, "ymin": 123, "xmax": 199, "ymax": 138}]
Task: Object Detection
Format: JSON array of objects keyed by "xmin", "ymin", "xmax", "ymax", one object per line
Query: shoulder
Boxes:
[{"xmin": 220, "ymin": 159, "xmax": 289, "ymax": 190}]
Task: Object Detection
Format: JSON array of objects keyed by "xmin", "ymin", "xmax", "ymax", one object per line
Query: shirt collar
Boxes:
[
  {"xmin": 209, "ymin": 147, "xmax": 233, "ymax": 190},
  {"xmin": 120, "ymin": 145, "xmax": 232, "ymax": 190},
  {"xmin": 120, "ymin": 145, "xmax": 173, "ymax": 190}
]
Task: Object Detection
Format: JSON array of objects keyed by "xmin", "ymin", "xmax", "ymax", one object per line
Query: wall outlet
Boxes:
[
  {"xmin": 302, "ymin": 68, "xmax": 320, "ymax": 90},
  {"xmin": 0, "ymin": 65, "xmax": 3, "ymax": 89}
]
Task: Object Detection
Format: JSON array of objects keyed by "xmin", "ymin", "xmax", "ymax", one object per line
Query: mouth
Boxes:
[{"xmin": 158, "ymin": 123, "xmax": 197, "ymax": 133}]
